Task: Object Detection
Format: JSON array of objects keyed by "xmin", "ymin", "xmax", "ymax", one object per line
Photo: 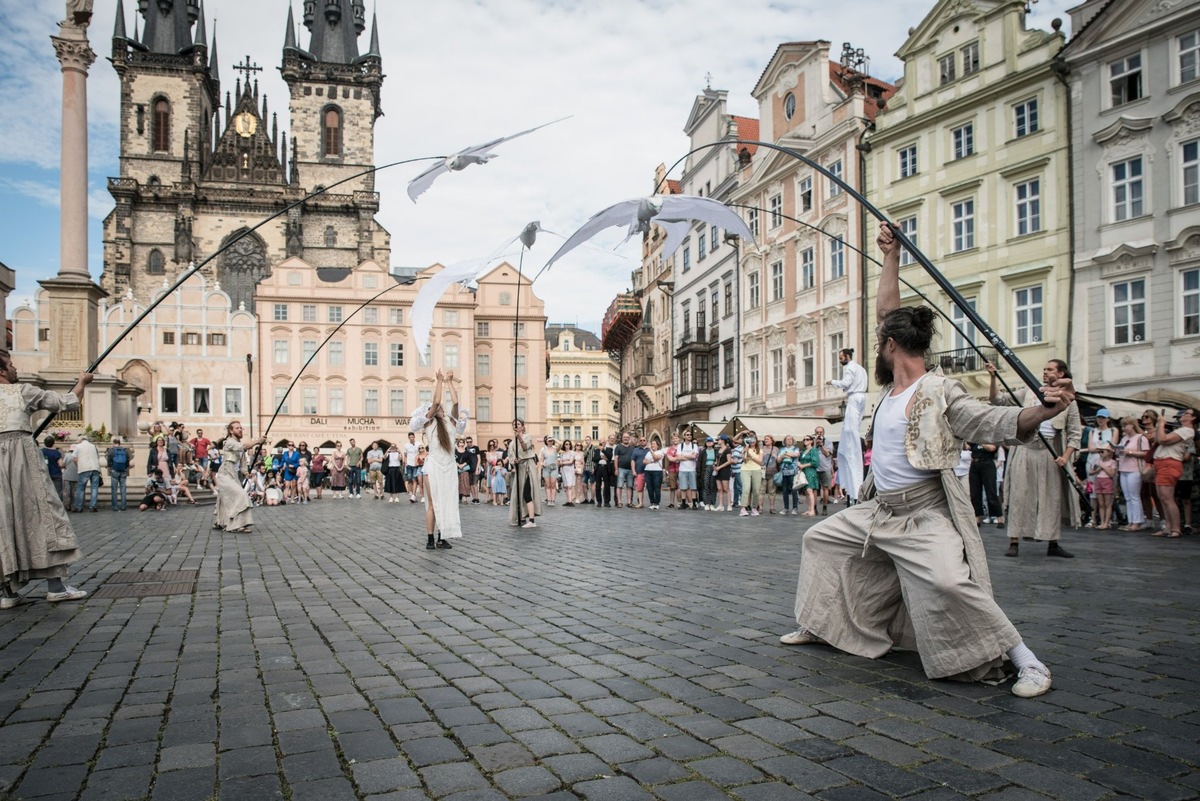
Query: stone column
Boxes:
[{"xmin": 51, "ymin": 19, "xmax": 95, "ymax": 281}]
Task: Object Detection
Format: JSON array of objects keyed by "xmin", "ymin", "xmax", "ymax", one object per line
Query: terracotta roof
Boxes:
[
  {"xmin": 731, "ymin": 116, "xmax": 759, "ymax": 156},
  {"xmin": 666, "ymin": 179, "xmax": 682, "ymax": 195},
  {"xmin": 829, "ymin": 63, "xmax": 897, "ymax": 121}
]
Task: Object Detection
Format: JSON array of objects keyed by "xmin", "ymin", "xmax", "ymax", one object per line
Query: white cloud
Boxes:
[{"xmin": 1, "ymin": 0, "xmax": 1077, "ymax": 332}]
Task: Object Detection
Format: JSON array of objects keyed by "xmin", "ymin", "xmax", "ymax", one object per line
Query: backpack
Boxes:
[{"xmin": 112, "ymin": 447, "xmax": 129, "ymax": 473}]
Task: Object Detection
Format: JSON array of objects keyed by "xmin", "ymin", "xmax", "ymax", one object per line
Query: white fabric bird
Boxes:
[
  {"xmin": 542, "ymin": 195, "xmax": 756, "ymax": 272},
  {"xmin": 406, "ymin": 118, "xmax": 570, "ymax": 202}
]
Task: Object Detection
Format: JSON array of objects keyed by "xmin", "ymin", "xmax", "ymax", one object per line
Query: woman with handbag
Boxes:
[
  {"xmin": 642, "ymin": 436, "xmax": 665, "ymax": 510},
  {"xmin": 1153, "ymin": 408, "xmax": 1197, "ymax": 539},
  {"xmin": 799, "ymin": 435, "xmax": 821, "ymax": 516},
  {"xmin": 777, "ymin": 436, "xmax": 801, "ymax": 515},
  {"xmin": 761, "ymin": 435, "xmax": 780, "ymax": 514}
]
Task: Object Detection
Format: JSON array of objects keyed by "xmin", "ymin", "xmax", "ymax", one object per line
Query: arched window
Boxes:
[
  {"xmin": 147, "ymin": 175, "xmax": 162, "ymax": 187},
  {"xmin": 551, "ymin": 376, "xmax": 559, "ymax": 388},
  {"xmin": 574, "ymin": 375, "xmax": 581, "ymax": 388},
  {"xmin": 148, "ymin": 249, "xmax": 165, "ymax": 275},
  {"xmin": 322, "ymin": 106, "xmax": 342, "ymax": 157},
  {"xmin": 324, "ymin": 226, "xmax": 337, "ymax": 246},
  {"xmin": 152, "ymin": 98, "xmax": 170, "ymax": 152}
]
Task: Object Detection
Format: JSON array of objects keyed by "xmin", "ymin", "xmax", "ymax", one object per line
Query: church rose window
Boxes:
[{"xmin": 217, "ymin": 229, "xmax": 268, "ymax": 311}]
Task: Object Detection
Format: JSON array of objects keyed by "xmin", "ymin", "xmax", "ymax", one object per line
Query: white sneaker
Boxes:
[
  {"xmin": 47, "ymin": 586, "xmax": 88, "ymax": 603},
  {"xmin": 1012, "ymin": 665, "xmax": 1052, "ymax": 698},
  {"xmin": 780, "ymin": 627, "xmax": 824, "ymax": 646},
  {"xmin": 739, "ymin": 508, "xmax": 749, "ymax": 516},
  {"xmin": 750, "ymin": 509, "xmax": 760, "ymax": 516},
  {"xmin": 522, "ymin": 520, "xmax": 537, "ymax": 529}
]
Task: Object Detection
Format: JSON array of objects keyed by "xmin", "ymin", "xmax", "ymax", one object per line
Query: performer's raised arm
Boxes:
[{"xmin": 876, "ymin": 223, "xmax": 901, "ymax": 323}]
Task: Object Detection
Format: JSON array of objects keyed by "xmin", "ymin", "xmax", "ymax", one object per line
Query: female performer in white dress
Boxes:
[
  {"xmin": 214, "ymin": 421, "xmax": 264, "ymax": 533},
  {"xmin": 410, "ymin": 371, "xmax": 469, "ymax": 550}
]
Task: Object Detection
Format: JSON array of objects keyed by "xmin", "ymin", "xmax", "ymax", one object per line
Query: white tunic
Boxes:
[
  {"xmin": 870, "ymin": 379, "xmax": 939, "ymax": 492},
  {"xmin": 410, "ymin": 404, "xmax": 469, "ymax": 539}
]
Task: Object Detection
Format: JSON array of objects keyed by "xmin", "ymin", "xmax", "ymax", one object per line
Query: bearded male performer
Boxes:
[
  {"xmin": 828, "ymin": 348, "xmax": 868, "ymax": 503},
  {"xmin": 779, "ymin": 223, "xmax": 1073, "ymax": 698}
]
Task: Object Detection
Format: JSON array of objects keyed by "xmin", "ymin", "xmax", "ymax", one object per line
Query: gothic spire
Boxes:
[
  {"xmin": 303, "ymin": 0, "xmax": 361, "ymax": 64},
  {"xmin": 209, "ymin": 22, "xmax": 220, "ymax": 80},
  {"xmin": 366, "ymin": 11, "xmax": 380, "ymax": 57},
  {"xmin": 194, "ymin": 0, "xmax": 207, "ymax": 48},
  {"xmin": 284, "ymin": 4, "xmax": 298, "ymax": 51},
  {"xmin": 113, "ymin": 0, "xmax": 127, "ymax": 41}
]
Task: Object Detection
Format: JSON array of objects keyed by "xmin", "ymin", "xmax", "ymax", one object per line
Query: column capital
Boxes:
[{"xmin": 51, "ymin": 33, "xmax": 96, "ymax": 74}]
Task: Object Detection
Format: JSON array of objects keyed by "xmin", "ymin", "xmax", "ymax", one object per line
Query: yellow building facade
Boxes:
[{"xmin": 545, "ymin": 325, "xmax": 621, "ymax": 444}]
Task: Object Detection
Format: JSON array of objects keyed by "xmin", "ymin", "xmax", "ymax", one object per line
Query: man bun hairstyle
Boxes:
[
  {"xmin": 878, "ymin": 305, "xmax": 937, "ymax": 357},
  {"xmin": 1048, "ymin": 358, "xmax": 1072, "ymax": 379},
  {"xmin": 840, "ymin": 348, "xmax": 855, "ymax": 359}
]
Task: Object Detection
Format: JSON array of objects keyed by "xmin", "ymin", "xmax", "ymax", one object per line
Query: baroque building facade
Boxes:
[
  {"xmin": 734, "ymin": 42, "xmax": 893, "ymax": 416},
  {"xmin": 865, "ymin": 0, "xmax": 1069, "ymax": 396},
  {"xmin": 545, "ymin": 325, "xmax": 620, "ymax": 443},
  {"xmin": 1062, "ymin": 0, "xmax": 1200, "ymax": 406}
]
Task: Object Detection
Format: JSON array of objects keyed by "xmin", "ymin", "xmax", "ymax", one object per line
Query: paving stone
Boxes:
[
  {"xmin": 351, "ymin": 758, "xmax": 423, "ymax": 794},
  {"xmin": 512, "ymin": 728, "xmax": 581, "ymax": 757},
  {"xmin": 290, "ymin": 777, "xmax": 359, "ymax": 801},
  {"xmin": 654, "ymin": 781, "xmax": 732, "ymax": 801},
  {"xmin": 756, "ymin": 755, "xmax": 850, "ymax": 792},
  {"xmin": 470, "ymin": 742, "xmax": 538, "ymax": 771},
  {"xmin": 78, "ymin": 765, "xmax": 154, "ymax": 801},
  {"xmin": 733, "ymin": 782, "xmax": 819, "ymax": 801},
  {"xmin": 149, "ymin": 767, "xmax": 217, "ymax": 801},
  {"xmin": 492, "ymin": 766, "xmax": 561, "ymax": 797},
  {"xmin": 159, "ymin": 743, "xmax": 216, "ymax": 772},
  {"xmin": 993, "ymin": 761, "xmax": 1111, "ymax": 801},
  {"xmin": 420, "ymin": 762, "xmax": 490, "ymax": 797},
  {"xmin": 402, "ymin": 736, "xmax": 467, "ymax": 766},
  {"xmin": 218, "ymin": 775, "xmax": 284, "ymax": 800},
  {"xmin": 339, "ymin": 730, "xmax": 401, "ymax": 762},
  {"xmin": 691, "ymin": 755, "xmax": 767, "ymax": 786},
  {"xmin": 281, "ymin": 749, "xmax": 343, "ymax": 783},
  {"xmin": 572, "ymin": 776, "xmax": 655, "ymax": 801}
]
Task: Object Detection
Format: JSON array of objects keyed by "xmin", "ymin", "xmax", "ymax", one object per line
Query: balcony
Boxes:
[
  {"xmin": 927, "ymin": 347, "xmax": 998, "ymax": 375},
  {"xmin": 677, "ymin": 327, "xmax": 711, "ymax": 357}
]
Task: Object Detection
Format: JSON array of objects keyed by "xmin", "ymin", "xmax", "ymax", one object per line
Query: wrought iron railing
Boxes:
[{"xmin": 927, "ymin": 347, "xmax": 998, "ymax": 375}]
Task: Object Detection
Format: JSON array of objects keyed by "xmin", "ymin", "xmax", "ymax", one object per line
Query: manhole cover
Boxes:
[{"xmin": 92, "ymin": 570, "xmax": 198, "ymax": 599}]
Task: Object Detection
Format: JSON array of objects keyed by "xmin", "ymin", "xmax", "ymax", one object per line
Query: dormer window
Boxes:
[
  {"xmin": 152, "ymin": 98, "xmax": 170, "ymax": 152},
  {"xmin": 322, "ymin": 106, "xmax": 342, "ymax": 157},
  {"xmin": 961, "ymin": 42, "xmax": 980, "ymax": 76},
  {"xmin": 938, "ymin": 53, "xmax": 956, "ymax": 85}
]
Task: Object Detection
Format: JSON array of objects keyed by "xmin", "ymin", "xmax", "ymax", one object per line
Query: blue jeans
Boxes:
[
  {"xmin": 348, "ymin": 467, "xmax": 362, "ymax": 495},
  {"xmin": 732, "ymin": 472, "xmax": 743, "ymax": 507},
  {"xmin": 110, "ymin": 471, "xmax": 128, "ymax": 510},
  {"xmin": 75, "ymin": 470, "xmax": 100, "ymax": 511},
  {"xmin": 645, "ymin": 470, "xmax": 663, "ymax": 506}
]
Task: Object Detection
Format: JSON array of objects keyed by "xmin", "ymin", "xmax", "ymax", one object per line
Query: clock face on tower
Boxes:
[{"xmin": 233, "ymin": 112, "xmax": 258, "ymax": 138}]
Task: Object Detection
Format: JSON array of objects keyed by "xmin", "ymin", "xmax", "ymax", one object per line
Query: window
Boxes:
[
  {"xmin": 160, "ymin": 386, "xmax": 179, "ymax": 414},
  {"xmin": 784, "ymin": 91, "xmax": 796, "ymax": 120},
  {"xmin": 801, "ymin": 341, "xmax": 814, "ymax": 387},
  {"xmin": 574, "ymin": 399, "xmax": 582, "ymax": 413},
  {"xmin": 1112, "ymin": 157, "xmax": 1144, "ymax": 221},
  {"xmin": 711, "ymin": 287, "xmax": 719, "ymax": 322},
  {"xmin": 682, "ymin": 243, "xmax": 690, "ymax": 272},
  {"xmin": 1014, "ymin": 98, "xmax": 1039, "ymax": 138},
  {"xmin": 328, "ymin": 305, "xmax": 343, "ymax": 323},
  {"xmin": 591, "ymin": 399, "xmax": 600, "ymax": 414},
  {"xmin": 363, "ymin": 274, "xmax": 377, "ymax": 289},
  {"xmin": 302, "ymin": 340, "xmax": 317, "ymax": 362},
  {"xmin": 499, "ymin": 292, "xmax": 512, "ymax": 306},
  {"xmin": 770, "ymin": 348, "xmax": 784, "ymax": 393},
  {"xmin": 952, "ymin": 199, "xmax": 975, "ymax": 252},
  {"xmin": 1109, "ymin": 54, "xmax": 1143, "ymax": 106},
  {"xmin": 515, "ymin": 354, "xmax": 526, "ymax": 377},
  {"xmin": 679, "ymin": 357, "xmax": 689, "ymax": 393},
  {"xmin": 828, "ymin": 160, "xmax": 843, "ymax": 196},
  {"xmin": 273, "ymin": 303, "xmax": 288, "ymax": 321},
  {"xmin": 363, "ymin": 388, "xmax": 379, "ymax": 416},
  {"xmin": 38, "ymin": 328, "xmax": 49, "ymax": 342},
  {"xmin": 747, "ymin": 207, "xmax": 759, "ymax": 238},
  {"xmin": 477, "ymin": 396, "xmax": 491, "ymax": 422},
  {"xmin": 552, "ymin": 375, "xmax": 559, "ymax": 389},
  {"xmin": 1015, "ymin": 179, "xmax": 1041, "ymax": 236},
  {"xmin": 591, "ymin": 373, "xmax": 600, "ymax": 388},
  {"xmin": 390, "ymin": 389, "xmax": 406, "ymax": 417},
  {"xmin": 183, "ymin": 332, "xmax": 200, "ymax": 346},
  {"xmin": 476, "ymin": 321, "xmax": 490, "ymax": 337},
  {"xmin": 1184, "ymin": 140, "xmax": 1199, "ymax": 206},
  {"xmin": 1183, "ymin": 268, "xmax": 1200, "ymax": 336},
  {"xmin": 162, "ymin": 331, "xmax": 175, "ymax": 345},
  {"xmin": 302, "ymin": 387, "xmax": 318, "ymax": 415},
  {"xmin": 552, "ymin": 401, "xmax": 561, "ymax": 416},
  {"xmin": 388, "ymin": 308, "xmax": 404, "ymax": 325},
  {"xmin": 748, "ymin": 354, "xmax": 761, "ymax": 398},
  {"xmin": 748, "ymin": 271, "xmax": 760, "ymax": 309},
  {"xmin": 682, "ymin": 305, "xmax": 691, "ymax": 335},
  {"xmin": 898, "ymin": 216, "xmax": 918, "ymax": 266},
  {"xmin": 801, "ymin": 247, "xmax": 815, "ymax": 290},
  {"xmin": 273, "ymin": 339, "xmax": 288, "ymax": 364},
  {"xmin": 961, "ymin": 42, "xmax": 980, "ymax": 76},
  {"xmin": 799, "ymin": 176, "xmax": 813, "ymax": 212},
  {"xmin": 363, "ymin": 306, "xmax": 378, "ymax": 324},
  {"xmin": 770, "ymin": 194, "xmax": 783, "ymax": 228},
  {"xmin": 698, "ymin": 226, "xmax": 707, "ymax": 260},
  {"xmin": 724, "ymin": 282, "xmax": 732, "ymax": 317},
  {"xmin": 444, "ymin": 344, "xmax": 459, "ymax": 369},
  {"xmin": 302, "ymin": 304, "xmax": 317, "ymax": 322},
  {"xmin": 512, "ymin": 322, "xmax": 526, "ymax": 337},
  {"xmin": 224, "ymin": 388, "xmax": 242, "ymax": 415},
  {"xmin": 951, "ymin": 298, "xmax": 977, "ymax": 351},
  {"xmin": 723, "ymin": 344, "xmax": 734, "ymax": 387},
  {"xmin": 192, "ymin": 387, "xmax": 211, "ymax": 415},
  {"xmin": 1182, "ymin": 30, "xmax": 1200, "ymax": 83},
  {"xmin": 328, "ymin": 387, "xmax": 344, "ymax": 415},
  {"xmin": 1112, "ymin": 279, "xmax": 1147, "ymax": 345},
  {"xmin": 711, "ymin": 225, "xmax": 719, "ymax": 252},
  {"xmin": 328, "ymin": 341, "xmax": 344, "ymax": 366},
  {"xmin": 830, "ymin": 237, "xmax": 845, "ymax": 279},
  {"xmin": 829, "ymin": 333, "xmax": 844, "ymax": 380},
  {"xmin": 695, "ymin": 354, "xmax": 709, "ymax": 391},
  {"xmin": 389, "ymin": 343, "xmax": 403, "ymax": 367},
  {"xmin": 324, "ymin": 226, "xmax": 337, "ymax": 247},
  {"xmin": 476, "ymin": 353, "xmax": 489, "ymax": 376},
  {"xmin": 770, "ymin": 261, "xmax": 784, "ymax": 301},
  {"xmin": 419, "ymin": 389, "xmax": 433, "ymax": 405},
  {"xmin": 1014, "ymin": 285, "xmax": 1043, "ymax": 345},
  {"xmin": 148, "ymin": 249, "xmax": 165, "ymax": 275},
  {"xmin": 152, "ymin": 98, "xmax": 170, "ymax": 152},
  {"xmin": 272, "ymin": 387, "xmax": 288, "ymax": 415},
  {"xmin": 939, "ymin": 52, "xmax": 956, "ymax": 85},
  {"xmin": 952, "ymin": 124, "xmax": 974, "ymax": 159},
  {"xmin": 443, "ymin": 310, "xmax": 459, "ymax": 327},
  {"xmin": 552, "ymin": 427, "xmax": 561, "ymax": 440},
  {"xmin": 363, "ymin": 342, "xmax": 378, "ymax": 366},
  {"xmin": 899, "ymin": 144, "xmax": 917, "ymax": 179},
  {"xmin": 322, "ymin": 106, "xmax": 342, "ymax": 157}
]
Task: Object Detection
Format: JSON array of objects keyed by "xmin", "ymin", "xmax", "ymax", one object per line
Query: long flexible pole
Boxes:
[{"xmin": 33, "ymin": 154, "xmax": 444, "ymax": 440}]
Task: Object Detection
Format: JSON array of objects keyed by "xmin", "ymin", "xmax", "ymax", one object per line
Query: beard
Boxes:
[{"xmin": 874, "ymin": 354, "xmax": 894, "ymax": 386}]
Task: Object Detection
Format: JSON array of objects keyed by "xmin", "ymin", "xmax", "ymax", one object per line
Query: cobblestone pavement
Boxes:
[{"xmin": 1, "ymin": 498, "xmax": 1198, "ymax": 801}]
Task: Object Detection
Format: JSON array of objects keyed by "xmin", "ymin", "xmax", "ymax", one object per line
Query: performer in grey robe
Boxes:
[
  {"xmin": 0, "ymin": 350, "xmax": 91, "ymax": 607},
  {"xmin": 987, "ymin": 360, "xmax": 1081, "ymax": 558},
  {"xmin": 780, "ymin": 225, "xmax": 1073, "ymax": 698},
  {"xmin": 508, "ymin": 419, "xmax": 543, "ymax": 528},
  {"xmin": 213, "ymin": 421, "xmax": 262, "ymax": 533}
]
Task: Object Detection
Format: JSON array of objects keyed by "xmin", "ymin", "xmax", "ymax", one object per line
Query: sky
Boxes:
[{"xmin": 0, "ymin": 0, "xmax": 1074, "ymax": 335}]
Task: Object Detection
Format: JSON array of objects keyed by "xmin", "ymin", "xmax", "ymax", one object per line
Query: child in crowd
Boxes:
[
  {"xmin": 491, "ymin": 461, "xmax": 508, "ymax": 506},
  {"xmin": 295, "ymin": 459, "xmax": 310, "ymax": 504},
  {"xmin": 1089, "ymin": 442, "xmax": 1118, "ymax": 530}
]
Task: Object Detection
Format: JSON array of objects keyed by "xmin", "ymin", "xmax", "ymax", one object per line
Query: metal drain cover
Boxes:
[{"xmin": 91, "ymin": 570, "xmax": 198, "ymax": 599}]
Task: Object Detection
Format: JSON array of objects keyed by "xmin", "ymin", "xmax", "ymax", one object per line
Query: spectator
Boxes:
[
  {"xmin": 73, "ymin": 435, "xmax": 102, "ymax": 514},
  {"xmin": 61, "ymin": 445, "xmax": 79, "ymax": 510},
  {"xmin": 642, "ymin": 435, "xmax": 665, "ymax": 510},
  {"xmin": 675, "ymin": 430, "xmax": 700, "ymax": 510},
  {"xmin": 345, "ymin": 438, "xmax": 364, "ymax": 499},
  {"xmin": 106, "ymin": 436, "xmax": 133, "ymax": 511},
  {"xmin": 761, "ymin": 434, "xmax": 780, "ymax": 514},
  {"xmin": 42, "ymin": 436, "xmax": 63, "ymax": 498}
]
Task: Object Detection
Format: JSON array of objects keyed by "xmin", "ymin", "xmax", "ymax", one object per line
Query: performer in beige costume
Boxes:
[
  {"xmin": 780, "ymin": 225, "xmax": 1074, "ymax": 698},
  {"xmin": 0, "ymin": 350, "xmax": 92, "ymax": 607}
]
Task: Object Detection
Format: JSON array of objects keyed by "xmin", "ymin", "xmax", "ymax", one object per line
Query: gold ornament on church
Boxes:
[{"xmin": 233, "ymin": 112, "xmax": 258, "ymax": 138}]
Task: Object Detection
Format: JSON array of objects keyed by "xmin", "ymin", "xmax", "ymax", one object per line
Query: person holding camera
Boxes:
[{"xmin": 1153, "ymin": 408, "xmax": 1197, "ymax": 539}]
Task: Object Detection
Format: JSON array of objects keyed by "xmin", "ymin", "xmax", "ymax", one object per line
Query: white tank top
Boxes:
[{"xmin": 871, "ymin": 379, "xmax": 940, "ymax": 492}]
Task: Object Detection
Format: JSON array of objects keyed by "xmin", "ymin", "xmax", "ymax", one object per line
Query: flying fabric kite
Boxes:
[
  {"xmin": 541, "ymin": 195, "xmax": 755, "ymax": 272},
  {"xmin": 406, "ymin": 118, "xmax": 570, "ymax": 202}
]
